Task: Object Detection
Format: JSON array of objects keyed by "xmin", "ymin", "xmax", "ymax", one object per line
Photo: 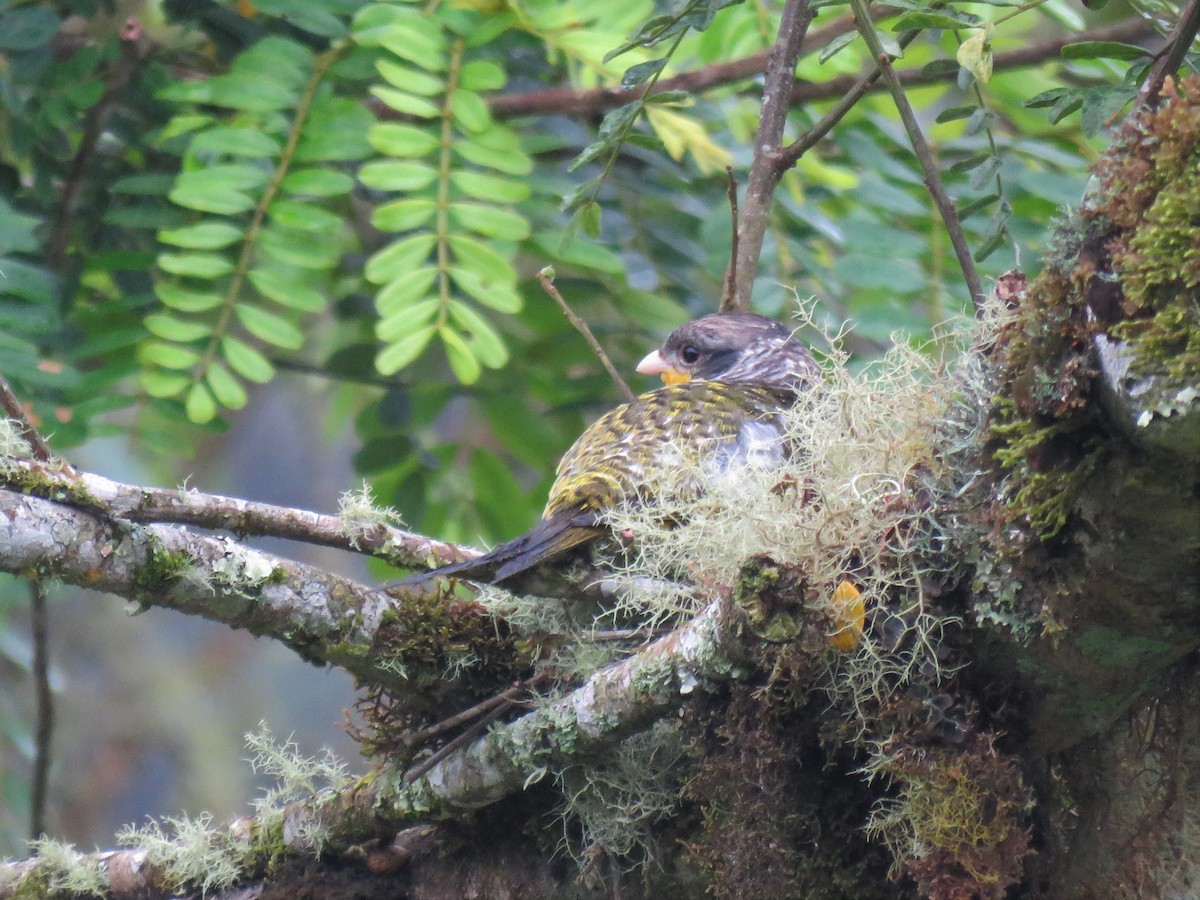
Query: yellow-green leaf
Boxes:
[
  {"xmin": 440, "ymin": 326, "xmax": 481, "ymax": 384},
  {"xmin": 376, "ymin": 325, "xmax": 435, "ymax": 375},
  {"xmin": 185, "ymin": 382, "xmax": 218, "ymax": 424}
]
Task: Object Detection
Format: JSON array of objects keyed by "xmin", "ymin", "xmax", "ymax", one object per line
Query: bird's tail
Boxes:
[{"xmin": 383, "ymin": 509, "xmax": 601, "ymax": 591}]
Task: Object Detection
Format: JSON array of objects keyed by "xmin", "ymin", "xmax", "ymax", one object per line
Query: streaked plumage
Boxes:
[{"xmin": 389, "ymin": 312, "xmax": 816, "ymax": 589}]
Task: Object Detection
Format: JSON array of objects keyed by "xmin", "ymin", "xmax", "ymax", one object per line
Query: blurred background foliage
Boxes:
[{"xmin": 0, "ymin": 0, "xmax": 1174, "ymax": 854}]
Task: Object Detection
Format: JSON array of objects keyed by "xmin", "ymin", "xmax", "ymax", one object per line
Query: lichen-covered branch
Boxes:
[
  {"xmin": 0, "ymin": 596, "xmax": 761, "ymax": 898},
  {"xmin": 0, "ymin": 488, "xmax": 504, "ymax": 695},
  {"xmin": 0, "ymin": 455, "xmax": 477, "ymax": 571}
]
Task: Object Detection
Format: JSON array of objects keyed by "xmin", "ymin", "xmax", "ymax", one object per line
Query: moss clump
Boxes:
[
  {"xmin": 1099, "ymin": 76, "xmax": 1200, "ymax": 381},
  {"xmin": 352, "ymin": 586, "xmax": 529, "ymax": 757},
  {"xmin": 865, "ymin": 733, "xmax": 1033, "ymax": 900}
]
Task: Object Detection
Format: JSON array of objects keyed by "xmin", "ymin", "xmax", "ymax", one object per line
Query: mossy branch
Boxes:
[{"xmin": 0, "ymin": 488, "xmax": 496, "ymax": 694}]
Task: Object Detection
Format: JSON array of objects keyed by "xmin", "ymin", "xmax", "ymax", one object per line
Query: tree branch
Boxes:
[
  {"xmin": 0, "ymin": 456, "xmax": 477, "ymax": 571},
  {"xmin": 727, "ymin": 0, "xmax": 815, "ymax": 310},
  {"xmin": 0, "ymin": 594, "xmax": 768, "ymax": 898},
  {"xmin": 484, "ymin": 19, "xmax": 1152, "ymax": 122},
  {"xmin": 0, "ymin": 488, "xmax": 492, "ymax": 694}
]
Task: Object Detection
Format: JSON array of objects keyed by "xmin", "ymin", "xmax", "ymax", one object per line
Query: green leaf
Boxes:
[
  {"xmin": 155, "ymin": 283, "xmax": 224, "ymax": 313},
  {"xmin": 206, "ymin": 363, "xmax": 248, "ymax": 409},
  {"xmin": 377, "ymin": 297, "xmax": 440, "ymax": 342},
  {"xmin": 366, "ymin": 234, "xmax": 438, "ymax": 283},
  {"xmin": 158, "ymin": 221, "xmax": 244, "ymax": 250},
  {"xmin": 221, "ymin": 336, "xmax": 275, "ymax": 383},
  {"xmin": 622, "ymin": 58, "xmax": 668, "ymax": 88},
  {"xmin": 1061, "ymin": 41, "xmax": 1150, "ymax": 61},
  {"xmin": 368, "ymin": 123, "xmax": 440, "ymax": 157},
  {"xmin": 380, "ymin": 21, "xmax": 447, "ymax": 72},
  {"xmin": 257, "ymin": 226, "xmax": 341, "ymax": 269},
  {"xmin": 454, "ymin": 126, "xmax": 532, "ymax": 175},
  {"xmin": 248, "ymin": 268, "xmax": 325, "ymax": 312},
  {"xmin": 891, "ymin": 10, "xmax": 981, "ymax": 30},
  {"xmin": 376, "ymin": 267, "xmax": 440, "ymax": 316},
  {"xmin": 376, "ymin": 59, "xmax": 446, "ymax": 96},
  {"xmin": 957, "ymin": 193, "xmax": 1000, "ymax": 219},
  {"xmin": 448, "ymin": 202, "xmax": 530, "ymax": 239},
  {"xmin": 577, "ymin": 202, "xmax": 601, "ymax": 239},
  {"xmin": 935, "ymin": 106, "xmax": 977, "ymax": 124},
  {"xmin": 372, "ymin": 198, "xmax": 438, "ymax": 231},
  {"xmin": 294, "ymin": 97, "xmax": 374, "ymax": 161},
  {"xmin": 359, "ymin": 160, "xmax": 439, "ymax": 192},
  {"xmin": 449, "ymin": 170, "xmax": 530, "ymax": 203},
  {"xmin": 440, "ymin": 326, "xmax": 481, "ymax": 384},
  {"xmin": 269, "ymin": 199, "xmax": 343, "ymax": 234},
  {"xmin": 370, "ymin": 86, "xmax": 441, "ymax": 119},
  {"xmin": 376, "ymin": 325, "xmax": 435, "ymax": 375},
  {"xmin": 281, "ymin": 168, "xmax": 356, "ymax": 197},
  {"xmin": 157, "ymin": 252, "xmax": 235, "ymax": 279},
  {"xmin": 819, "ymin": 31, "xmax": 858, "ymax": 63},
  {"xmin": 448, "ymin": 300, "xmax": 507, "ymax": 368},
  {"xmin": 145, "ymin": 314, "xmax": 210, "ymax": 343},
  {"xmin": 236, "ymin": 304, "xmax": 304, "ymax": 350},
  {"xmin": 647, "ymin": 89, "xmax": 689, "ymax": 104},
  {"xmin": 142, "ymin": 341, "xmax": 201, "ymax": 370},
  {"xmin": 190, "ymin": 127, "xmax": 283, "ymax": 158},
  {"xmin": 185, "ymin": 381, "xmax": 218, "ymax": 424},
  {"xmin": 451, "ymin": 89, "xmax": 491, "ymax": 133},
  {"xmin": 459, "ymin": 59, "xmax": 506, "ymax": 91},
  {"xmin": 973, "ymin": 227, "xmax": 1008, "ymax": 262},
  {"xmin": 140, "ymin": 369, "xmax": 191, "ymax": 399},
  {"xmin": 447, "ymin": 234, "xmax": 517, "ymax": 288},
  {"xmin": 448, "ymin": 267, "xmax": 522, "ymax": 314},
  {"xmin": 169, "ymin": 184, "xmax": 256, "ymax": 216}
]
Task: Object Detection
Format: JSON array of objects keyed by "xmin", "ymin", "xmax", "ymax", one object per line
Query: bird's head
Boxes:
[{"xmin": 636, "ymin": 312, "xmax": 816, "ymax": 390}]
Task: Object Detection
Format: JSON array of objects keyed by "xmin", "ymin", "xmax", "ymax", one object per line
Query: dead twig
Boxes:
[{"xmin": 537, "ymin": 268, "xmax": 636, "ymax": 403}]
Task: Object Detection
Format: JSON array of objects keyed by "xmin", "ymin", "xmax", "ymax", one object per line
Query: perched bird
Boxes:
[{"xmin": 390, "ymin": 311, "xmax": 817, "ymax": 590}]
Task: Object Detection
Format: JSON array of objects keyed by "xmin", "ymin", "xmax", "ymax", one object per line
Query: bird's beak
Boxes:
[{"xmin": 636, "ymin": 350, "xmax": 690, "ymax": 385}]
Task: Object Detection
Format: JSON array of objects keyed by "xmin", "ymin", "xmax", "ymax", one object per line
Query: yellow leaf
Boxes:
[{"xmin": 645, "ymin": 106, "xmax": 732, "ymax": 175}]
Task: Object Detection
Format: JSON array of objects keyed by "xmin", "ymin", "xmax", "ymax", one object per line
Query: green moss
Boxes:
[
  {"xmin": 132, "ymin": 537, "xmax": 194, "ymax": 593},
  {"xmin": 1098, "ymin": 76, "xmax": 1200, "ymax": 382}
]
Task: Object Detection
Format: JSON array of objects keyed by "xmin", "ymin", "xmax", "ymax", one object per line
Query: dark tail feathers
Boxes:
[{"xmin": 384, "ymin": 509, "xmax": 601, "ymax": 591}]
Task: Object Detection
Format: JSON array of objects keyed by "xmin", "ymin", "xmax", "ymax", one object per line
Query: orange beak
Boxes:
[{"xmin": 636, "ymin": 349, "xmax": 690, "ymax": 385}]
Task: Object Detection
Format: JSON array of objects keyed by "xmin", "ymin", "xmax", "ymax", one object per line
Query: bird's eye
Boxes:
[{"xmin": 680, "ymin": 345, "xmax": 701, "ymax": 364}]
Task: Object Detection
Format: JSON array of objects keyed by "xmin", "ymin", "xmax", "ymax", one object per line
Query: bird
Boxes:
[{"xmin": 387, "ymin": 311, "xmax": 818, "ymax": 592}]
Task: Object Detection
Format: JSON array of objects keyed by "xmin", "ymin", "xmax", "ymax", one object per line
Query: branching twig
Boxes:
[
  {"xmin": 848, "ymin": 0, "xmax": 986, "ymax": 309},
  {"xmin": 728, "ymin": 0, "xmax": 815, "ymax": 310},
  {"xmin": 719, "ymin": 166, "xmax": 741, "ymax": 312},
  {"xmin": 1135, "ymin": 0, "xmax": 1200, "ymax": 110},
  {"xmin": 777, "ymin": 30, "xmax": 921, "ymax": 170},
  {"xmin": 481, "ymin": 18, "xmax": 1152, "ymax": 121},
  {"xmin": 537, "ymin": 268, "xmax": 636, "ymax": 403}
]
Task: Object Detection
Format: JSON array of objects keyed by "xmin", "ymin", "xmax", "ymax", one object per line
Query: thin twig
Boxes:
[
  {"xmin": 403, "ymin": 701, "xmax": 511, "ymax": 783},
  {"xmin": 0, "ymin": 373, "xmax": 52, "ymax": 461},
  {"xmin": 848, "ymin": 0, "xmax": 986, "ymax": 310},
  {"xmin": 28, "ymin": 579, "xmax": 52, "ymax": 840},
  {"xmin": 402, "ymin": 683, "xmax": 530, "ymax": 749},
  {"xmin": 777, "ymin": 30, "xmax": 921, "ymax": 170},
  {"xmin": 47, "ymin": 18, "xmax": 147, "ymax": 271},
  {"xmin": 0, "ymin": 376, "xmax": 56, "ymax": 840},
  {"xmin": 719, "ymin": 166, "xmax": 740, "ymax": 312},
  {"xmin": 729, "ymin": 0, "xmax": 815, "ymax": 310},
  {"xmin": 480, "ymin": 18, "xmax": 1152, "ymax": 120},
  {"xmin": 1135, "ymin": 0, "xmax": 1200, "ymax": 110},
  {"xmin": 484, "ymin": 10, "xmax": 881, "ymax": 120},
  {"xmin": 537, "ymin": 268, "xmax": 636, "ymax": 403}
]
